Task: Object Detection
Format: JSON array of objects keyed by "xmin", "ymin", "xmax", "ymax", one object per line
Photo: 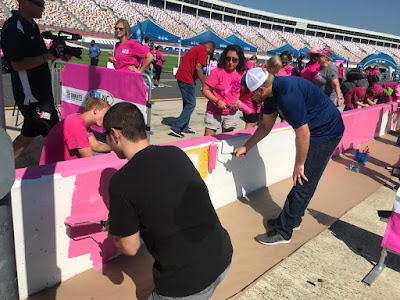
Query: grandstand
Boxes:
[{"xmin": 0, "ymin": 0, "xmax": 399, "ymax": 64}]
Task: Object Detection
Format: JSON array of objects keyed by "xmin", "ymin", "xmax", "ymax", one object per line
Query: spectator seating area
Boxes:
[{"xmin": 1, "ymin": 0, "xmax": 399, "ymax": 64}]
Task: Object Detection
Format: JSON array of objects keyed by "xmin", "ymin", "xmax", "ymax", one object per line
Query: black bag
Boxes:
[{"xmin": 346, "ymin": 68, "xmax": 368, "ymax": 81}]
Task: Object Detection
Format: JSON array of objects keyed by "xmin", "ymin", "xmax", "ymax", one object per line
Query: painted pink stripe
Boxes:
[{"xmin": 61, "ymin": 62, "xmax": 147, "ymax": 105}]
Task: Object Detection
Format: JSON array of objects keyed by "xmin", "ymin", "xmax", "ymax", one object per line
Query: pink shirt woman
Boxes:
[
  {"xmin": 276, "ymin": 65, "xmax": 298, "ymax": 76},
  {"xmin": 108, "ymin": 18, "xmax": 153, "ymax": 73},
  {"xmin": 277, "ymin": 51, "xmax": 298, "ymax": 77},
  {"xmin": 202, "ymin": 45, "xmax": 247, "ymax": 135}
]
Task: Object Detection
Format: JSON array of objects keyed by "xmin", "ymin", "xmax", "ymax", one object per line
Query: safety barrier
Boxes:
[{"xmin": 10, "ymin": 102, "xmax": 400, "ymax": 298}]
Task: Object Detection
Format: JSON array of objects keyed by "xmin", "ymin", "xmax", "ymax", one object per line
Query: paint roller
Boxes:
[{"xmin": 64, "ymin": 220, "xmax": 107, "ymax": 227}]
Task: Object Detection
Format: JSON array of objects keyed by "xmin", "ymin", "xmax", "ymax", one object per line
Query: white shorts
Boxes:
[{"xmin": 204, "ymin": 111, "xmax": 240, "ymax": 131}]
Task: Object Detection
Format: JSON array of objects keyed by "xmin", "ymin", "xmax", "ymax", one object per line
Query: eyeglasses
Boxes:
[
  {"xmin": 114, "ymin": 27, "xmax": 124, "ymax": 31},
  {"xmin": 225, "ymin": 56, "xmax": 239, "ymax": 63},
  {"xmin": 29, "ymin": 0, "xmax": 45, "ymax": 7},
  {"xmin": 102, "ymin": 127, "xmax": 122, "ymax": 140}
]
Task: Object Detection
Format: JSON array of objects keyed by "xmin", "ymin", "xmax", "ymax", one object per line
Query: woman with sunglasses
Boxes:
[
  {"xmin": 202, "ymin": 45, "xmax": 246, "ymax": 136},
  {"xmin": 108, "ymin": 19, "xmax": 153, "ymax": 73}
]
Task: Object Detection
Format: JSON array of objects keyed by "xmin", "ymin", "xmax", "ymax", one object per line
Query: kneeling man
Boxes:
[{"xmin": 103, "ymin": 102, "xmax": 232, "ymax": 299}]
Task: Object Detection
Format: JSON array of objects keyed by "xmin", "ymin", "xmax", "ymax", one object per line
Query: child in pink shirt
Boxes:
[{"xmin": 39, "ymin": 98, "xmax": 111, "ymax": 165}]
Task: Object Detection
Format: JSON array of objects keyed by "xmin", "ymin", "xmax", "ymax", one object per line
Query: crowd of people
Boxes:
[
  {"xmin": 2, "ymin": 1, "xmax": 400, "ymax": 299},
  {"xmin": 2, "ymin": 0, "xmax": 400, "ymax": 63}
]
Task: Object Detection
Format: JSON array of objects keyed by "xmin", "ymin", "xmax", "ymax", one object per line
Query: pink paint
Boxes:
[
  {"xmin": 333, "ymin": 103, "xmax": 395, "ymax": 156},
  {"xmin": 13, "ymin": 103, "xmax": 399, "ymax": 271},
  {"xmin": 382, "ymin": 211, "xmax": 400, "ymax": 254},
  {"xmin": 66, "ymin": 167, "xmax": 119, "ymax": 270},
  {"xmin": 208, "ymin": 144, "xmax": 218, "ymax": 170}
]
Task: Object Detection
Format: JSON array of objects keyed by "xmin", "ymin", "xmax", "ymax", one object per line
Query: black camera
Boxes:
[
  {"xmin": 41, "ymin": 30, "xmax": 83, "ymax": 59},
  {"xmin": 296, "ymin": 54, "xmax": 305, "ymax": 63}
]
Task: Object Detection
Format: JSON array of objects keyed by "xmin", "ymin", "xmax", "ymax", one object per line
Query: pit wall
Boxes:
[{"xmin": 11, "ymin": 102, "xmax": 399, "ymax": 299}]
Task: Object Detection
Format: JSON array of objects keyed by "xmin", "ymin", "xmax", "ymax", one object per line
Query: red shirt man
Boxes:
[{"xmin": 170, "ymin": 41, "xmax": 215, "ymax": 137}]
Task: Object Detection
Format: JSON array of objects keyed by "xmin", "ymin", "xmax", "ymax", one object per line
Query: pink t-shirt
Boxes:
[
  {"xmin": 246, "ymin": 60, "xmax": 254, "ymax": 70},
  {"xmin": 155, "ymin": 50, "xmax": 165, "ymax": 67},
  {"xmin": 338, "ymin": 67, "xmax": 344, "ymax": 79},
  {"xmin": 372, "ymin": 83, "xmax": 384, "ymax": 95},
  {"xmin": 371, "ymin": 69, "xmax": 380, "ymax": 76},
  {"xmin": 300, "ymin": 61, "xmax": 320, "ymax": 82},
  {"xmin": 39, "ymin": 114, "xmax": 94, "ymax": 165},
  {"xmin": 113, "ymin": 39, "xmax": 149, "ymax": 71},
  {"xmin": 276, "ymin": 65, "xmax": 298, "ymax": 77},
  {"xmin": 206, "ymin": 68, "xmax": 243, "ymax": 115}
]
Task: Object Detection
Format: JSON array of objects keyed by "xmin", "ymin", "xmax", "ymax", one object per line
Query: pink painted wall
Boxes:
[{"xmin": 13, "ymin": 103, "xmax": 399, "ymax": 271}]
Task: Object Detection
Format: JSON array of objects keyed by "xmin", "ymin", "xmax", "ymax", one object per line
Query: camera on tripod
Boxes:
[{"xmin": 41, "ymin": 30, "xmax": 83, "ymax": 59}]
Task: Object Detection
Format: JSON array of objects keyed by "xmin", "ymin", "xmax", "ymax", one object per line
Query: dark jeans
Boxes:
[
  {"xmin": 171, "ymin": 80, "xmax": 196, "ymax": 132},
  {"xmin": 275, "ymin": 136, "xmax": 342, "ymax": 240},
  {"xmin": 90, "ymin": 58, "xmax": 99, "ymax": 66}
]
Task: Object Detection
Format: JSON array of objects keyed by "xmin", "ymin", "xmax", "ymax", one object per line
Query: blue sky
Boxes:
[{"xmin": 228, "ymin": 0, "xmax": 400, "ymax": 37}]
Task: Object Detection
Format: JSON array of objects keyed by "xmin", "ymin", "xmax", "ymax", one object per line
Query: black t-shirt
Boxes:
[
  {"xmin": 1, "ymin": 10, "xmax": 53, "ymax": 105},
  {"xmin": 108, "ymin": 145, "xmax": 233, "ymax": 297}
]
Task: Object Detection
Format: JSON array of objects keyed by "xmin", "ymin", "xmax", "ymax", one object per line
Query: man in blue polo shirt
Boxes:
[
  {"xmin": 89, "ymin": 40, "xmax": 100, "ymax": 66},
  {"xmin": 236, "ymin": 67, "xmax": 344, "ymax": 245}
]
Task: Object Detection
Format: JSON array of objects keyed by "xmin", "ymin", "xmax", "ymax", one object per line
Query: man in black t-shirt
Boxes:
[
  {"xmin": 102, "ymin": 102, "xmax": 232, "ymax": 299},
  {"xmin": 1, "ymin": 0, "xmax": 69, "ymax": 160}
]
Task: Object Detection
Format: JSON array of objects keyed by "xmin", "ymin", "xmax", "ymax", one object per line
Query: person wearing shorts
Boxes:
[
  {"xmin": 202, "ymin": 45, "xmax": 246, "ymax": 135},
  {"xmin": 1, "ymin": 0, "xmax": 70, "ymax": 160}
]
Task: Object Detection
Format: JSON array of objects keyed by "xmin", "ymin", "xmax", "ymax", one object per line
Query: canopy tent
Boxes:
[
  {"xmin": 267, "ymin": 43, "xmax": 299, "ymax": 57},
  {"xmin": 359, "ymin": 52, "xmax": 398, "ymax": 69},
  {"xmin": 298, "ymin": 47, "xmax": 310, "ymax": 59},
  {"xmin": 130, "ymin": 19, "xmax": 180, "ymax": 44},
  {"xmin": 181, "ymin": 30, "xmax": 231, "ymax": 49},
  {"xmin": 225, "ymin": 34, "xmax": 257, "ymax": 53}
]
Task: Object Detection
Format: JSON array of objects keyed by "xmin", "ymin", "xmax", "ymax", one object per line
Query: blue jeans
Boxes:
[
  {"xmin": 171, "ymin": 80, "xmax": 196, "ymax": 132},
  {"xmin": 275, "ymin": 136, "xmax": 342, "ymax": 240}
]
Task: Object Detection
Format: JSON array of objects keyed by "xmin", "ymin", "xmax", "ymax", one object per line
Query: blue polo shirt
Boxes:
[
  {"xmin": 89, "ymin": 45, "xmax": 100, "ymax": 60},
  {"xmin": 264, "ymin": 76, "xmax": 344, "ymax": 142}
]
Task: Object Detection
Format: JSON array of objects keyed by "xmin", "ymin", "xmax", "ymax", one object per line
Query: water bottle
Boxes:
[
  {"xmin": 349, "ymin": 162, "xmax": 355, "ymax": 172},
  {"xmin": 355, "ymin": 163, "xmax": 360, "ymax": 173}
]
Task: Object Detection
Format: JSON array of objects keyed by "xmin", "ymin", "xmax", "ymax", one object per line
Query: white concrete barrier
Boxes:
[{"xmin": 11, "ymin": 102, "xmax": 399, "ymax": 298}]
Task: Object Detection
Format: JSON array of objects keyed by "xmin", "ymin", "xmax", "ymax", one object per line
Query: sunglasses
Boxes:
[
  {"xmin": 102, "ymin": 127, "xmax": 122, "ymax": 140},
  {"xmin": 29, "ymin": 0, "xmax": 45, "ymax": 7},
  {"xmin": 114, "ymin": 27, "xmax": 124, "ymax": 31},
  {"xmin": 225, "ymin": 56, "xmax": 239, "ymax": 63}
]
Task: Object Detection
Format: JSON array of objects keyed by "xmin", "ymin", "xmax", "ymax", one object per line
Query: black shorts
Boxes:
[
  {"xmin": 17, "ymin": 100, "xmax": 59, "ymax": 137},
  {"xmin": 243, "ymin": 112, "xmax": 259, "ymax": 123},
  {"xmin": 153, "ymin": 64, "xmax": 162, "ymax": 80},
  {"xmin": 90, "ymin": 58, "xmax": 99, "ymax": 66}
]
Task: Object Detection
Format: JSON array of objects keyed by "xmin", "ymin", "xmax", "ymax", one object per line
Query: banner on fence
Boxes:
[{"xmin": 61, "ymin": 63, "xmax": 148, "ymax": 129}]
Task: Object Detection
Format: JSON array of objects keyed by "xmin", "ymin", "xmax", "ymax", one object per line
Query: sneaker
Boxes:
[
  {"xmin": 169, "ymin": 128, "xmax": 184, "ymax": 138},
  {"xmin": 182, "ymin": 129, "xmax": 195, "ymax": 134},
  {"xmin": 158, "ymin": 84, "xmax": 164, "ymax": 87},
  {"xmin": 267, "ymin": 219, "xmax": 301, "ymax": 231},
  {"xmin": 151, "ymin": 83, "xmax": 156, "ymax": 88},
  {"xmin": 256, "ymin": 230, "xmax": 291, "ymax": 245}
]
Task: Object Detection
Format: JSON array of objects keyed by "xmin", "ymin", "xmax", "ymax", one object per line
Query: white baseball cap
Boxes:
[{"xmin": 241, "ymin": 67, "xmax": 269, "ymax": 93}]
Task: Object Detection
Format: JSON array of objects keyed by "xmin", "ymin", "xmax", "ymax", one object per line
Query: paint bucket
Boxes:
[{"xmin": 354, "ymin": 149, "xmax": 369, "ymax": 163}]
